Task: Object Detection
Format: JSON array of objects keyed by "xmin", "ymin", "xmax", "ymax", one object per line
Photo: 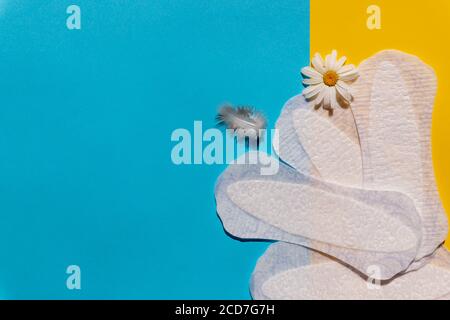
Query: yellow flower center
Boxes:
[{"xmin": 323, "ymin": 71, "xmax": 339, "ymax": 87}]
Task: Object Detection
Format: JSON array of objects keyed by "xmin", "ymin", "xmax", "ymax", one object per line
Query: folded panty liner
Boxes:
[
  {"xmin": 352, "ymin": 50, "xmax": 448, "ymax": 262},
  {"xmin": 274, "ymin": 94, "xmax": 362, "ymax": 187},
  {"xmin": 250, "ymin": 241, "xmax": 313, "ymax": 300},
  {"xmin": 215, "ymin": 153, "xmax": 422, "ymax": 280},
  {"xmin": 251, "ymin": 242, "xmax": 450, "ymax": 300}
]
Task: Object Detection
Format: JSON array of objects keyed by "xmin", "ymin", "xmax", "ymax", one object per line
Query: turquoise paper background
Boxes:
[{"xmin": 0, "ymin": 0, "xmax": 309, "ymax": 299}]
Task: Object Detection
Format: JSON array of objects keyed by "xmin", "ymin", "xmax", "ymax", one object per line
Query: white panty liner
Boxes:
[
  {"xmin": 252, "ymin": 242, "xmax": 450, "ymax": 300},
  {"xmin": 292, "ymin": 109, "xmax": 363, "ymax": 187},
  {"xmin": 215, "ymin": 153, "xmax": 422, "ymax": 280},
  {"xmin": 274, "ymin": 94, "xmax": 363, "ymax": 187},
  {"xmin": 352, "ymin": 50, "xmax": 448, "ymax": 265},
  {"xmin": 250, "ymin": 240, "xmax": 312, "ymax": 300}
]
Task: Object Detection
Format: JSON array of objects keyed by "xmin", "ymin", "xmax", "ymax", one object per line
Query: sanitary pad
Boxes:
[
  {"xmin": 274, "ymin": 94, "xmax": 361, "ymax": 187},
  {"xmin": 352, "ymin": 50, "xmax": 448, "ymax": 265},
  {"xmin": 216, "ymin": 154, "xmax": 422, "ymax": 279},
  {"xmin": 251, "ymin": 242, "xmax": 450, "ymax": 300}
]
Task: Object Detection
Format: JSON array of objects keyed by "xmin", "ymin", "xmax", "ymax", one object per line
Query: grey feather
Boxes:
[{"xmin": 216, "ymin": 104, "xmax": 267, "ymax": 140}]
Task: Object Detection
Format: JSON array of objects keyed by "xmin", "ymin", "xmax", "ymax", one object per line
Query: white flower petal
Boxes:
[
  {"xmin": 336, "ymin": 80, "xmax": 350, "ymax": 92},
  {"xmin": 331, "ymin": 50, "xmax": 338, "ymax": 68},
  {"xmin": 323, "ymin": 86, "xmax": 331, "ymax": 107},
  {"xmin": 339, "ymin": 69, "xmax": 358, "ymax": 77},
  {"xmin": 325, "ymin": 54, "xmax": 332, "ymax": 70},
  {"xmin": 330, "ymin": 87, "xmax": 338, "ymax": 109},
  {"xmin": 302, "ymin": 83, "xmax": 325, "ymax": 99},
  {"xmin": 312, "ymin": 53, "xmax": 326, "ymax": 74},
  {"xmin": 337, "ymin": 64, "xmax": 359, "ymax": 81},
  {"xmin": 337, "ymin": 64, "xmax": 356, "ymax": 75},
  {"xmin": 314, "ymin": 87, "xmax": 327, "ymax": 106},
  {"xmin": 336, "ymin": 82, "xmax": 352, "ymax": 102},
  {"xmin": 301, "ymin": 66, "xmax": 323, "ymax": 79},
  {"xmin": 336, "ymin": 80, "xmax": 351, "ymax": 92},
  {"xmin": 326, "ymin": 50, "xmax": 338, "ymax": 70},
  {"xmin": 340, "ymin": 70, "xmax": 359, "ymax": 82},
  {"xmin": 335, "ymin": 56, "xmax": 347, "ymax": 70},
  {"xmin": 303, "ymin": 77, "xmax": 323, "ymax": 86}
]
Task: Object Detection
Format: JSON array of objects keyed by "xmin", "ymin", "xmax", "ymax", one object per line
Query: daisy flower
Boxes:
[{"xmin": 301, "ymin": 50, "xmax": 359, "ymax": 113}]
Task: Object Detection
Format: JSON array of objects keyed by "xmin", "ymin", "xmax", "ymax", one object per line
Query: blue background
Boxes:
[{"xmin": 0, "ymin": 0, "xmax": 309, "ymax": 299}]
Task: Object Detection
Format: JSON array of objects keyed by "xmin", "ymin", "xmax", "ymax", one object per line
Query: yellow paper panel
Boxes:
[{"xmin": 311, "ymin": 0, "xmax": 450, "ymax": 248}]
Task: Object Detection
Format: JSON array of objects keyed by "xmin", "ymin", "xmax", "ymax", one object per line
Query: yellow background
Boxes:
[{"xmin": 311, "ymin": 0, "xmax": 450, "ymax": 248}]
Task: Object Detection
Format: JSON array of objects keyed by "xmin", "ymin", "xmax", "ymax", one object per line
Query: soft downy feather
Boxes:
[{"xmin": 216, "ymin": 104, "xmax": 267, "ymax": 140}]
